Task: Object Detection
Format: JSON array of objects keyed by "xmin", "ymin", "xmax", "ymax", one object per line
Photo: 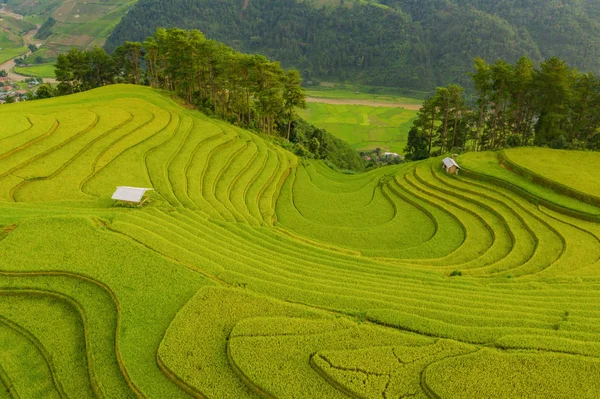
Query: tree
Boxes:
[
  {"xmin": 533, "ymin": 57, "xmax": 576, "ymax": 146},
  {"xmin": 414, "ymin": 98, "xmax": 437, "ymax": 156},
  {"xmin": 404, "ymin": 126, "xmax": 429, "ymax": 160},
  {"xmin": 510, "ymin": 56, "xmax": 534, "ymax": 141},
  {"xmin": 569, "ymin": 72, "xmax": 600, "ymax": 143},
  {"xmin": 433, "ymin": 87, "xmax": 451, "ymax": 152},
  {"xmin": 35, "ymin": 84, "xmax": 56, "ymax": 99},
  {"xmin": 448, "ymin": 84, "xmax": 465, "ymax": 150},
  {"xmin": 489, "ymin": 59, "xmax": 513, "ymax": 149},
  {"xmin": 55, "ymin": 51, "xmax": 76, "ymax": 94},
  {"xmin": 282, "ymin": 70, "xmax": 306, "ymax": 140},
  {"xmin": 114, "ymin": 41, "xmax": 143, "ymax": 84},
  {"xmin": 87, "ymin": 46, "xmax": 115, "ymax": 87},
  {"xmin": 470, "ymin": 57, "xmax": 492, "ymax": 150}
]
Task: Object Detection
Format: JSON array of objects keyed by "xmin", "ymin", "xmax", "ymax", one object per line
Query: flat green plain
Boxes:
[
  {"xmin": 1, "ymin": 84, "xmax": 600, "ymax": 398},
  {"xmin": 299, "ymin": 102, "xmax": 417, "ymax": 154}
]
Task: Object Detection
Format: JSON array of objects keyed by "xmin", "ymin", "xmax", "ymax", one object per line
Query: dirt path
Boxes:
[
  {"xmin": 0, "ymin": 5, "xmax": 24, "ymax": 20},
  {"xmin": 306, "ymin": 96, "xmax": 422, "ymax": 110}
]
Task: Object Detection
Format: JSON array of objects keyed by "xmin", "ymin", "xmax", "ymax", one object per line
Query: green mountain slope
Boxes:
[
  {"xmin": 2, "ymin": 85, "xmax": 600, "ymax": 397},
  {"xmin": 106, "ymin": 0, "xmax": 600, "ymax": 90}
]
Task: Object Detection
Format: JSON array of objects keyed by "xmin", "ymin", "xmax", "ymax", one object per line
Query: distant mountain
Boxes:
[{"xmin": 106, "ymin": 0, "xmax": 600, "ymax": 91}]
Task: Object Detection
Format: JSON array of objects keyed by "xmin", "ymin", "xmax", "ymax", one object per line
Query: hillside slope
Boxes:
[
  {"xmin": 1, "ymin": 85, "xmax": 600, "ymax": 397},
  {"xmin": 106, "ymin": 0, "xmax": 600, "ymax": 90},
  {"xmin": 3, "ymin": 0, "xmax": 138, "ymax": 61}
]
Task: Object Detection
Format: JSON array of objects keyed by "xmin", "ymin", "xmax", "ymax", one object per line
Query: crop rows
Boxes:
[{"xmin": 1, "ymin": 85, "xmax": 599, "ymax": 397}]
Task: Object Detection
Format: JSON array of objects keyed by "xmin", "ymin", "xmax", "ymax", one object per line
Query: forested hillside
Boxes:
[
  {"xmin": 106, "ymin": 0, "xmax": 430, "ymax": 90},
  {"xmin": 106, "ymin": 0, "xmax": 600, "ymax": 91}
]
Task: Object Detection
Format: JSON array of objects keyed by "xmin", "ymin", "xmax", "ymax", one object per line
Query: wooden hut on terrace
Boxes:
[
  {"xmin": 442, "ymin": 157, "xmax": 460, "ymax": 175},
  {"xmin": 111, "ymin": 186, "xmax": 153, "ymax": 206}
]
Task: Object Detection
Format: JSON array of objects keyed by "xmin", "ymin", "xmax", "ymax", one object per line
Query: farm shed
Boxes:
[
  {"xmin": 112, "ymin": 186, "xmax": 153, "ymax": 205},
  {"xmin": 442, "ymin": 157, "xmax": 460, "ymax": 175}
]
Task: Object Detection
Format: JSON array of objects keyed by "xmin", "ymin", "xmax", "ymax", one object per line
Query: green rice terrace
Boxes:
[{"xmin": 2, "ymin": 84, "xmax": 600, "ymax": 398}]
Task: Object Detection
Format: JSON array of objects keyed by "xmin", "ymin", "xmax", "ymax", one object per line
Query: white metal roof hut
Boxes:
[
  {"xmin": 442, "ymin": 157, "xmax": 460, "ymax": 175},
  {"xmin": 111, "ymin": 186, "xmax": 153, "ymax": 206}
]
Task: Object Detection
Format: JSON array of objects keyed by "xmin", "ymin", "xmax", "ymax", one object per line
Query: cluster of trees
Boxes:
[
  {"xmin": 34, "ymin": 17, "xmax": 55, "ymax": 40},
  {"xmin": 51, "ymin": 28, "xmax": 364, "ymax": 171},
  {"xmin": 405, "ymin": 56, "xmax": 600, "ymax": 160},
  {"xmin": 56, "ymin": 28, "xmax": 306, "ymax": 138},
  {"xmin": 107, "ymin": 0, "xmax": 600, "ymax": 91}
]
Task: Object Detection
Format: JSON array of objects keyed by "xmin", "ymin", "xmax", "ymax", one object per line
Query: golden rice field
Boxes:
[{"xmin": 1, "ymin": 84, "xmax": 600, "ymax": 398}]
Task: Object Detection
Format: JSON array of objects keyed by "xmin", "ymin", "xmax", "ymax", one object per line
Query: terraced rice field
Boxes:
[
  {"xmin": 299, "ymin": 102, "xmax": 417, "ymax": 154},
  {"xmin": 1, "ymin": 84, "xmax": 600, "ymax": 398}
]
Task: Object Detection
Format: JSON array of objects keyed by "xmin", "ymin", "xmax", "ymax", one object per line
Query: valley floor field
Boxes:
[
  {"xmin": 1, "ymin": 85, "xmax": 600, "ymax": 398},
  {"xmin": 300, "ymin": 100, "xmax": 418, "ymax": 154}
]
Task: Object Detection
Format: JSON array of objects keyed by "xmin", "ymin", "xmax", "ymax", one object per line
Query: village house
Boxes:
[{"xmin": 383, "ymin": 152, "xmax": 400, "ymax": 158}]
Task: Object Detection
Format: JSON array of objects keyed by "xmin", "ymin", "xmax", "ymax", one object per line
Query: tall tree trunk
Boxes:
[
  {"xmin": 247, "ymin": 89, "xmax": 251, "ymax": 126},
  {"xmin": 428, "ymin": 112, "xmax": 435, "ymax": 155},
  {"xmin": 442, "ymin": 107, "xmax": 449, "ymax": 152},
  {"xmin": 452, "ymin": 108, "xmax": 460, "ymax": 149},
  {"xmin": 477, "ymin": 101, "xmax": 485, "ymax": 152},
  {"xmin": 491, "ymin": 87, "xmax": 503, "ymax": 149}
]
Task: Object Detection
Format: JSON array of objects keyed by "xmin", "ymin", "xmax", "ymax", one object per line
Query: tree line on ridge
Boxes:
[{"xmin": 404, "ymin": 56, "xmax": 600, "ymax": 161}]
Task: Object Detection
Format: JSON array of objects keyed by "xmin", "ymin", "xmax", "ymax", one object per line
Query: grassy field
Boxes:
[
  {"xmin": 0, "ymin": 30, "xmax": 28, "ymax": 64},
  {"xmin": 1, "ymin": 84, "xmax": 600, "ymax": 398},
  {"xmin": 0, "ymin": 45, "xmax": 26, "ymax": 63},
  {"xmin": 0, "ymin": 14, "xmax": 36, "ymax": 63},
  {"xmin": 299, "ymin": 102, "xmax": 418, "ymax": 154},
  {"xmin": 13, "ymin": 63, "xmax": 55, "ymax": 78}
]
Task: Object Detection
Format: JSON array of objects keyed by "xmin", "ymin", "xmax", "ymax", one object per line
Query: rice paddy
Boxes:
[
  {"xmin": 12, "ymin": 63, "xmax": 55, "ymax": 78},
  {"xmin": 1, "ymin": 84, "xmax": 600, "ymax": 398},
  {"xmin": 299, "ymin": 102, "xmax": 417, "ymax": 154}
]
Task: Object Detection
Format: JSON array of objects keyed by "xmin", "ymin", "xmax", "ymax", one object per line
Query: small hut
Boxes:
[
  {"xmin": 442, "ymin": 157, "xmax": 460, "ymax": 175},
  {"xmin": 111, "ymin": 186, "xmax": 153, "ymax": 206}
]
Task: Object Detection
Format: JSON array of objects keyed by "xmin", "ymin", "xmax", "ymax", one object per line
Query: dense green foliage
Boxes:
[
  {"xmin": 106, "ymin": 0, "xmax": 429, "ymax": 89},
  {"xmin": 107, "ymin": 0, "xmax": 600, "ymax": 90},
  {"xmin": 409, "ymin": 56, "xmax": 600, "ymax": 156},
  {"xmin": 2, "ymin": 85, "xmax": 600, "ymax": 397},
  {"xmin": 34, "ymin": 17, "xmax": 56, "ymax": 40}
]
